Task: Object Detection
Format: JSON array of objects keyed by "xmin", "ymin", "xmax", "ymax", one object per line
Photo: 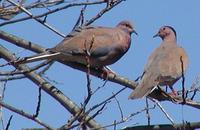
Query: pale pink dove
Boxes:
[{"xmin": 129, "ymin": 26, "xmax": 189, "ymax": 99}]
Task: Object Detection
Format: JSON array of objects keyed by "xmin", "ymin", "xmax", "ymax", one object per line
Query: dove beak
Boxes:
[
  {"xmin": 153, "ymin": 33, "xmax": 159, "ymax": 38},
  {"xmin": 132, "ymin": 30, "xmax": 138, "ymax": 36},
  {"xmin": 153, "ymin": 32, "xmax": 160, "ymax": 38}
]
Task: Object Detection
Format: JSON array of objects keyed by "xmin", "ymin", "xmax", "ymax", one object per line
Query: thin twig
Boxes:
[
  {"xmin": 85, "ymin": 102, "xmax": 107, "ymax": 124},
  {"xmin": 33, "ymin": 87, "xmax": 42, "ymax": 118},
  {"xmin": 145, "ymin": 98, "xmax": 150, "ymax": 125},
  {"xmin": 0, "ymin": 80, "xmax": 6, "ymax": 103},
  {"xmin": 72, "ymin": 4, "xmax": 87, "ymax": 31},
  {"xmin": 150, "ymin": 98, "xmax": 175, "ymax": 125},
  {"xmin": 5, "ymin": 115, "xmax": 13, "ymax": 130},
  {"xmin": 113, "ymin": 93, "xmax": 124, "ymax": 120},
  {"xmin": 92, "ymin": 80, "xmax": 108, "ymax": 95},
  {"xmin": 38, "ymin": 61, "xmax": 54, "ymax": 75},
  {"xmin": 84, "ymin": 0, "xmax": 125, "ymax": 26},
  {"xmin": 191, "ymin": 89, "xmax": 197, "ymax": 100},
  {"xmin": 113, "ymin": 120, "xmax": 117, "ymax": 130},
  {"xmin": 83, "ymin": 39, "xmax": 93, "ymax": 108},
  {"xmin": 180, "ymin": 56, "xmax": 186, "ymax": 104}
]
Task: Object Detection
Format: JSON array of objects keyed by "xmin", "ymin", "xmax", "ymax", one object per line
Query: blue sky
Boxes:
[{"xmin": 1, "ymin": 0, "xmax": 200, "ymax": 129}]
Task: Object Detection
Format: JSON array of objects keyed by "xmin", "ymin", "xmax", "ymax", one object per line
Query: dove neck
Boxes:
[
  {"xmin": 162, "ymin": 35, "xmax": 177, "ymax": 43},
  {"xmin": 117, "ymin": 26, "xmax": 131, "ymax": 35}
]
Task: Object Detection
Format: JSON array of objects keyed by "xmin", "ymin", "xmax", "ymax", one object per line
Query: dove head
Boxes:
[
  {"xmin": 153, "ymin": 26, "xmax": 177, "ymax": 42},
  {"xmin": 117, "ymin": 21, "xmax": 138, "ymax": 35}
]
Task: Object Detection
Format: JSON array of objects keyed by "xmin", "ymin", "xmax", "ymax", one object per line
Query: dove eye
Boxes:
[
  {"xmin": 163, "ymin": 27, "xmax": 166, "ymax": 30},
  {"xmin": 125, "ymin": 24, "xmax": 131, "ymax": 28}
]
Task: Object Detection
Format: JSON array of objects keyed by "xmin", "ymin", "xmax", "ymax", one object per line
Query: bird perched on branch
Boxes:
[
  {"xmin": 15, "ymin": 20, "xmax": 137, "ymax": 71},
  {"xmin": 129, "ymin": 26, "xmax": 188, "ymax": 99}
]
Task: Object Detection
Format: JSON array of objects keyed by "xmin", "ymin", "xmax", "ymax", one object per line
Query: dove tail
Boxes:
[
  {"xmin": 128, "ymin": 74, "xmax": 158, "ymax": 99},
  {"xmin": 14, "ymin": 52, "xmax": 61, "ymax": 64},
  {"xmin": 128, "ymin": 85, "xmax": 156, "ymax": 99}
]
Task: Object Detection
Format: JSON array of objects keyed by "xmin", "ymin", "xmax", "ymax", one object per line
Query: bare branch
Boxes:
[
  {"xmin": 0, "ymin": 100, "xmax": 54, "ymax": 129},
  {"xmin": 92, "ymin": 80, "xmax": 108, "ymax": 95},
  {"xmin": 0, "ymin": 30, "xmax": 46, "ymax": 53},
  {"xmin": 72, "ymin": 4, "xmax": 87, "ymax": 30},
  {"xmin": 0, "ymin": 78, "xmax": 7, "ymax": 130},
  {"xmin": 0, "ymin": 61, "xmax": 53, "ymax": 82},
  {"xmin": 86, "ymin": 102, "xmax": 107, "ymax": 125},
  {"xmin": 113, "ymin": 93, "xmax": 124, "ymax": 120},
  {"xmin": 5, "ymin": 115, "xmax": 13, "ymax": 130},
  {"xmin": 7, "ymin": 0, "xmax": 66, "ymax": 37},
  {"xmin": 150, "ymin": 98, "xmax": 175, "ymax": 125},
  {"xmin": 0, "ymin": 0, "xmax": 106, "ymax": 27},
  {"xmin": 0, "ymin": 60, "xmax": 52, "ymax": 76},
  {"xmin": 84, "ymin": 0, "xmax": 125, "ymax": 26},
  {"xmin": 33, "ymin": 87, "xmax": 42, "ymax": 118},
  {"xmin": 180, "ymin": 56, "xmax": 186, "ymax": 104},
  {"xmin": 145, "ymin": 98, "xmax": 150, "ymax": 125}
]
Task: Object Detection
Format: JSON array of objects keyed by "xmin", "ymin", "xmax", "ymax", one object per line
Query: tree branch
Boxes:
[
  {"xmin": 1, "ymin": 30, "xmax": 200, "ymax": 110},
  {"xmin": 0, "ymin": 100, "xmax": 54, "ymax": 130},
  {"xmin": 7, "ymin": 0, "xmax": 66, "ymax": 38},
  {"xmin": 0, "ymin": 0, "xmax": 106, "ymax": 26}
]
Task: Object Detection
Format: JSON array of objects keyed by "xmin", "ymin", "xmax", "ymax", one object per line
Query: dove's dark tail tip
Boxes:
[
  {"xmin": 128, "ymin": 92, "xmax": 143, "ymax": 100},
  {"xmin": 128, "ymin": 89, "xmax": 150, "ymax": 100}
]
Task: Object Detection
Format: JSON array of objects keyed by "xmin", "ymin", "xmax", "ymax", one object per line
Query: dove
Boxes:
[
  {"xmin": 15, "ymin": 20, "xmax": 137, "ymax": 70},
  {"xmin": 129, "ymin": 26, "xmax": 188, "ymax": 99}
]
